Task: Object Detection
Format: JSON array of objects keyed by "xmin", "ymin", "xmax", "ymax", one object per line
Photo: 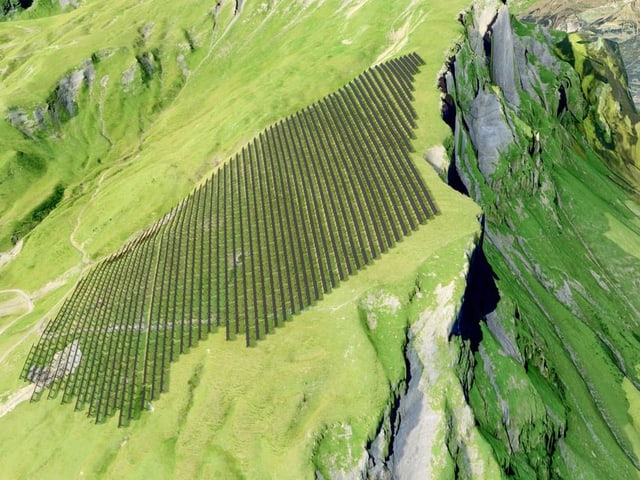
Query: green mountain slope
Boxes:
[
  {"xmin": 445, "ymin": 4, "xmax": 640, "ymax": 478},
  {"xmin": 1, "ymin": 0, "xmax": 639, "ymax": 478},
  {"xmin": 23, "ymin": 54, "xmax": 439, "ymax": 426},
  {"xmin": 0, "ymin": 0, "xmax": 482, "ymax": 478},
  {"xmin": 519, "ymin": 0, "xmax": 640, "ymax": 107}
]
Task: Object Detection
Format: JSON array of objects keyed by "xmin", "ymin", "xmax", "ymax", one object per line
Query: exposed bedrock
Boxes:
[
  {"xmin": 491, "ymin": 5, "xmax": 519, "ymax": 108},
  {"xmin": 519, "ymin": 0, "xmax": 640, "ymax": 107},
  {"xmin": 467, "ymin": 88, "xmax": 513, "ymax": 180},
  {"xmin": 437, "ymin": 1, "xmax": 640, "ymax": 478}
]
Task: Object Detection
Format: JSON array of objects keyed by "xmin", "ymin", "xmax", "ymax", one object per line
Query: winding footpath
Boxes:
[
  {"xmin": 0, "ymin": 384, "xmax": 35, "ymax": 419},
  {"xmin": 0, "ymin": 240, "xmax": 22, "ymax": 270},
  {"xmin": 69, "ymin": 172, "xmax": 107, "ymax": 266},
  {"xmin": 0, "ymin": 289, "xmax": 34, "ymax": 336},
  {"xmin": 0, "ymin": 173, "xmax": 108, "ymax": 417}
]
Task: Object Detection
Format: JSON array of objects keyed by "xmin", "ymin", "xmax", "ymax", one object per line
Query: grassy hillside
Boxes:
[
  {"xmin": 24, "ymin": 54, "xmax": 441, "ymax": 426},
  {"xmin": 0, "ymin": 0, "xmax": 481, "ymax": 477}
]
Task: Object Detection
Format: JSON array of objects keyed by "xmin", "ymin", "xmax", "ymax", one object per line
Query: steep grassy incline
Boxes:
[
  {"xmin": 445, "ymin": 5, "xmax": 640, "ymax": 478},
  {"xmin": 0, "ymin": 0, "xmax": 482, "ymax": 478},
  {"xmin": 519, "ymin": 0, "xmax": 640, "ymax": 108},
  {"xmin": 22, "ymin": 54, "xmax": 439, "ymax": 426}
]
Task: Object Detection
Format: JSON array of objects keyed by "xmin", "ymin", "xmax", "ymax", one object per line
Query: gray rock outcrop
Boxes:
[
  {"xmin": 467, "ymin": 87, "xmax": 513, "ymax": 180},
  {"xmin": 491, "ymin": 5, "xmax": 520, "ymax": 107},
  {"xmin": 28, "ymin": 340, "xmax": 82, "ymax": 391}
]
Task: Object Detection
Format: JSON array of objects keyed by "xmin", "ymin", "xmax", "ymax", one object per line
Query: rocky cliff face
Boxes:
[
  {"xmin": 438, "ymin": 3, "xmax": 640, "ymax": 478},
  {"xmin": 520, "ymin": 0, "xmax": 640, "ymax": 107},
  {"xmin": 355, "ymin": 4, "xmax": 640, "ymax": 478}
]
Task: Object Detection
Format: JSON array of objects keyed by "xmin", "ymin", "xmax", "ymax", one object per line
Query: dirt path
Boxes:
[
  {"xmin": 0, "ymin": 289, "xmax": 34, "ymax": 337},
  {"xmin": 0, "ymin": 384, "xmax": 35, "ymax": 419},
  {"xmin": 0, "ymin": 261, "xmax": 83, "ymax": 367},
  {"xmin": 374, "ymin": 0, "xmax": 425, "ymax": 65},
  {"xmin": 0, "ymin": 182, "xmax": 90, "ymax": 357},
  {"xmin": 0, "ymin": 289, "xmax": 32, "ymax": 316},
  {"xmin": 0, "ymin": 240, "xmax": 23, "ymax": 271},
  {"xmin": 0, "ymin": 286, "xmax": 70, "ymax": 365},
  {"xmin": 70, "ymin": 172, "xmax": 107, "ymax": 266},
  {"xmin": 1, "ymin": 163, "xmax": 119, "ymax": 372},
  {"xmin": 0, "ymin": 0, "xmax": 245, "ymax": 418}
]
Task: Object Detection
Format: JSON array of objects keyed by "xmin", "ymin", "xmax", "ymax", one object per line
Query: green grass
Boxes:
[
  {"xmin": 0, "ymin": 0, "xmax": 480, "ymax": 477},
  {"xmin": 447, "ymin": 11, "xmax": 640, "ymax": 478},
  {"xmin": 25, "ymin": 55, "xmax": 441, "ymax": 425},
  {"xmin": 11, "ymin": 182, "xmax": 64, "ymax": 242},
  {"xmin": 0, "ymin": 178, "xmax": 479, "ymax": 478}
]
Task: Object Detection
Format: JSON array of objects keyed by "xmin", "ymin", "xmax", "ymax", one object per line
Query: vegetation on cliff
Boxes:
[{"xmin": 445, "ymin": 5, "xmax": 640, "ymax": 478}]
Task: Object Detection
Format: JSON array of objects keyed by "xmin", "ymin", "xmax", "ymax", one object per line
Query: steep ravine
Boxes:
[
  {"xmin": 431, "ymin": 3, "xmax": 640, "ymax": 479},
  {"xmin": 313, "ymin": 233, "xmax": 496, "ymax": 480},
  {"xmin": 367, "ymin": 226, "xmax": 566, "ymax": 479}
]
